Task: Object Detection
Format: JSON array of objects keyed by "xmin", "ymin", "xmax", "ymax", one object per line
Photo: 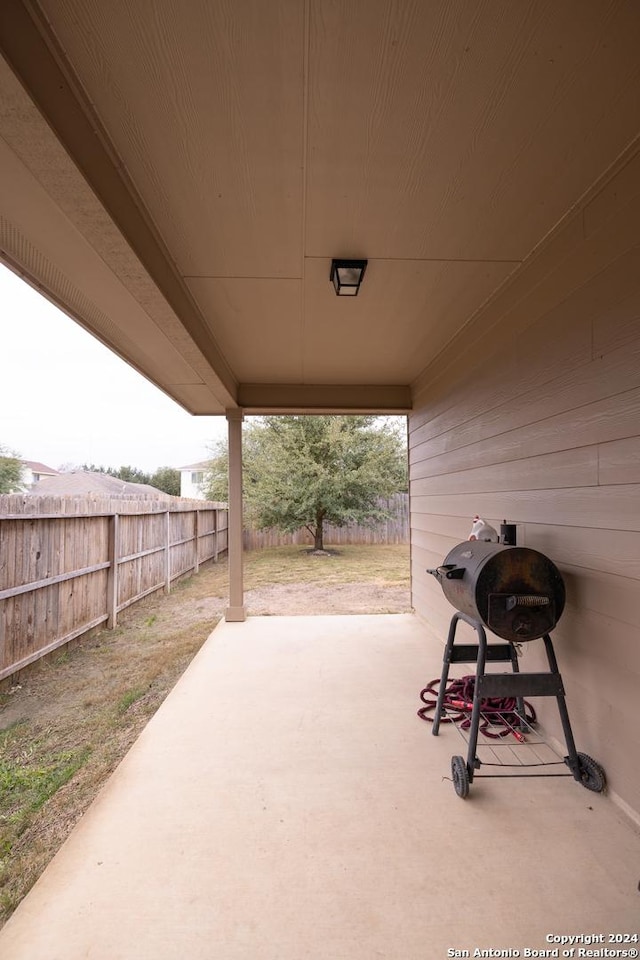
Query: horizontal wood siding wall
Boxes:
[
  {"xmin": 242, "ymin": 494, "xmax": 409, "ymax": 550},
  {"xmin": 0, "ymin": 496, "xmax": 228, "ymax": 682},
  {"xmin": 409, "ymin": 149, "xmax": 640, "ymax": 820}
]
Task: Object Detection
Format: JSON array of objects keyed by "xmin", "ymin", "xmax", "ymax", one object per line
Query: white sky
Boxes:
[{"xmin": 0, "ymin": 264, "xmax": 227, "ymax": 472}]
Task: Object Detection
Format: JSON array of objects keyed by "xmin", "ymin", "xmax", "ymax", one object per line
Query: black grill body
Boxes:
[
  {"xmin": 424, "ymin": 539, "xmax": 606, "ymax": 798},
  {"xmin": 428, "ymin": 541, "xmax": 565, "ymax": 642}
]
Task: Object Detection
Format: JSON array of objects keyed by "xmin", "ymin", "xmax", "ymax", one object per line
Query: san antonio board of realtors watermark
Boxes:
[{"xmin": 446, "ymin": 934, "xmax": 639, "ymax": 959}]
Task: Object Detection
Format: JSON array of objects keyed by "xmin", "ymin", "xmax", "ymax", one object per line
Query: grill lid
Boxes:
[{"xmin": 427, "ymin": 541, "xmax": 565, "ymax": 642}]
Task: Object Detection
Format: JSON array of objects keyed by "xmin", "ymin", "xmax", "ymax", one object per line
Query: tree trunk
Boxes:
[{"xmin": 314, "ymin": 511, "xmax": 325, "ymax": 551}]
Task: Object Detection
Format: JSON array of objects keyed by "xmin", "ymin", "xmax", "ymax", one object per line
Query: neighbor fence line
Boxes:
[
  {"xmin": 242, "ymin": 493, "xmax": 409, "ymax": 550},
  {"xmin": 0, "ymin": 495, "xmax": 228, "ymax": 682}
]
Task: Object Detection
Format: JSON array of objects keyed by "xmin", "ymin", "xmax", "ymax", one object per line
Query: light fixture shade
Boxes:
[{"xmin": 330, "ymin": 259, "xmax": 368, "ymax": 296}]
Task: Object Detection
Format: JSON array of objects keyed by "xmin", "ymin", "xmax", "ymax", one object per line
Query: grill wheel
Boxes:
[
  {"xmin": 451, "ymin": 755, "xmax": 470, "ymax": 798},
  {"xmin": 577, "ymin": 753, "xmax": 606, "ymax": 793}
]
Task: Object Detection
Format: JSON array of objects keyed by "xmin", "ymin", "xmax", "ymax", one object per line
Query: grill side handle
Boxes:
[{"xmin": 426, "ymin": 565, "xmax": 465, "ymax": 581}]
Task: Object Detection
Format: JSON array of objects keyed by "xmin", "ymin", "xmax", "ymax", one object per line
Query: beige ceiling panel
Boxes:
[
  {"xmin": 167, "ymin": 383, "xmax": 227, "ymax": 416},
  {"xmin": 3, "ymin": 0, "xmax": 639, "ymax": 417},
  {"xmin": 302, "ymin": 256, "xmax": 519, "ymax": 384},
  {"xmin": 0, "ymin": 133, "xmax": 209, "ymax": 390},
  {"xmin": 306, "ymin": 0, "xmax": 640, "ymax": 261},
  {"xmin": 186, "ymin": 277, "xmax": 303, "ymax": 382},
  {"xmin": 39, "ymin": 0, "xmax": 305, "ymax": 279}
]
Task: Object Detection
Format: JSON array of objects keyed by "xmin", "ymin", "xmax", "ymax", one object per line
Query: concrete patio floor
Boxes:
[{"xmin": 0, "ymin": 614, "xmax": 638, "ymax": 959}]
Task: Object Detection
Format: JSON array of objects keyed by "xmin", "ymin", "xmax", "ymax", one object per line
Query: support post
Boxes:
[
  {"xmin": 106, "ymin": 513, "xmax": 119, "ymax": 629},
  {"xmin": 164, "ymin": 510, "xmax": 171, "ymax": 594},
  {"xmin": 193, "ymin": 509, "xmax": 200, "ymax": 574},
  {"xmin": 225, "ymin": 408, "xmax": 245, "ymax": 621}
]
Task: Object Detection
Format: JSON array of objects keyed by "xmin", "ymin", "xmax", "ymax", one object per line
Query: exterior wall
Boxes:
[
  {"xmin": 19, "ymin": 463, "xmax": 59, "ymax": 489},
  {"xmin": 409, "ymin": 150, "xmax": 640, "ymax": 820},
  {"xmin": 21, "ymin": 466, "xmax": 34, "ymax": 487},
  {"xmin": 180, "ymin": 469, "xmax": 207, "ymax": 500}
]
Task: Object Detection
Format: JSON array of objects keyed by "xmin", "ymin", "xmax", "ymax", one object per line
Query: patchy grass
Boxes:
[
  {"xmin": 0, "ymin": 721, "xmax": 93, "ymax": 916},
  {"xmin": 116, "ymin": 687, "xmax": 149, "ymax": 714},
  {"xmin": 0, "ymin": 726, "xmax": 91, "ymax": 848},
  {"xmin": 0, "ymin": 543, "xmax": 409, "ymax": 925},
  {"xmin": 196, "ymin": 543, "xmax": 410, "ymax": 594}
]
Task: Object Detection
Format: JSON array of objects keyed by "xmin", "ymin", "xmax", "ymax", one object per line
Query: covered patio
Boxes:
[
  {"xmin": 1, "ymin": 2, "xmax": 640, "ymax": 945},
  {"xmin": 1, "ymin": 614, "xmax": 637, "ymax": 957}
]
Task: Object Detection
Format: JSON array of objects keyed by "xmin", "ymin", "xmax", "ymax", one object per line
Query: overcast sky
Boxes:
[{"xmin": 0, "ymin": 264, "xmax": 227, "ymax": 473}]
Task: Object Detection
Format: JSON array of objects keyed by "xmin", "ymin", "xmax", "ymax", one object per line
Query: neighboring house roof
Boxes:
[
  {"xmin": 25, "ymin": 471, "xmax": 172, "ymax": 499},
  {"xmin": 21, "ymin": 460, "xmax": 60, "ymax": 476},
  {"xmin": 179, "ymin": 461, "xmax": 210, "ymax": 471}
]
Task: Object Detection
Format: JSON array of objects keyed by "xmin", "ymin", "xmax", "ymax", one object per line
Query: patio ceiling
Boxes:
[{"xmin": 1, "ymin": 1, "xmax": 639, "ymax": 414}]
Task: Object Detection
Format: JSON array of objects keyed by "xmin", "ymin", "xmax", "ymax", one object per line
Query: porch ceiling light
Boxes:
[{"xmin": 330, "ymin": 259, "xmax": 367, "ymax": 296}]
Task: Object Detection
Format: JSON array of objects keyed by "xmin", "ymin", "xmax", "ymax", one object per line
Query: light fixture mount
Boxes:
[{"xmin": 330, "ymin": 259, "xmax": 368, "ymax": 296}]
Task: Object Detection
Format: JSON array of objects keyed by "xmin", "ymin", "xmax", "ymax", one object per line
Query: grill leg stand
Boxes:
[
  {"xmin": 429, "ymin": 612, "xmax": 525, "ymax": 791},
  {"xmin": 508, "ymin": 644, "xmax": 527, "ymax": 730},
  {"xmin": 432, "ymin": 613, "xmax": 460, "ymax": 736},
  {"xmin": 465, "ymin": 622, "xmax": 488, "ymax": 782},
  {"xmin": 431, "ymin": 613, "xmax": 506, "ymax": 779},
  {"xmin": 542, "ymin": 634, "xmax": 581, "ymax": 779},
  {"xmin": 427, "ymin": 617, "xmax": 606, "ymax": 795}
]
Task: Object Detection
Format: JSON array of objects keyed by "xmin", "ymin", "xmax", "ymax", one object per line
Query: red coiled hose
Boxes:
[{"xmin": 418, "ymin": 675, "xmax": 536, "ymax": 739}]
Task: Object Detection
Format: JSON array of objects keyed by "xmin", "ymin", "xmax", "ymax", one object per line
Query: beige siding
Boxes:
[{"xmin": 409, "ymin": 150, "xmax": 640, "ymax": 820}]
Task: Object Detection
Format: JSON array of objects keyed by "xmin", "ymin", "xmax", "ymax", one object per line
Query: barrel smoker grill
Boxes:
[
  {"xmin": 433, "ymin": 541, "xmax": 566, "ymax": 643},
  {"xmin": 425, "ymin": 540, "xmax": 606, "ymax": 798}
]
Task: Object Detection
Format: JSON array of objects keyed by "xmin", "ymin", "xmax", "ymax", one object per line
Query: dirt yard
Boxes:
[{"xmin": 0, "ymin": 545, "xmax": 410, "ymax": 923}]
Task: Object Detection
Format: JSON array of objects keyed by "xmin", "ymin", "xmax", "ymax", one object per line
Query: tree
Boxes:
[
  {"xmin": 203, "ymin": 416, "xmax": 407, "ymax": 552},
  {"xmin": 78, "ymin": 463, "xmax": 152, "ymax": 485},
  {"xmin": 106, "ymin": 465, "xmax": 152, "ymax": 485},
  {"xmin": 149, "ymin": 466, "xmax": 181, "ymax": 497},
  {"xmin": 0, "ymin": 445, "xmax": 24, "ymax": 493}
]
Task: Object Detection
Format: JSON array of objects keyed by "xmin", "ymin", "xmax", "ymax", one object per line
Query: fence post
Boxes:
[
  {"xmin": 164, "ymin": 510, "xmax": 171, "ymax": 594},
  {"xmin": 193, "ymin": 509, "xmax": 200, "ymax": 574},
  {"xmin": 214, "ymin": 508, "xmax": 219, "ymax": 562},
  {"xmin": 106, "ymin": 513, "xmax": 119, "ymax": 628}
]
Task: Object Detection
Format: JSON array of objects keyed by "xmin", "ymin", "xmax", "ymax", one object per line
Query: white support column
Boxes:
[{"xmin": 225, "ymin": 408, "xmax": 245, "ymax": 621}]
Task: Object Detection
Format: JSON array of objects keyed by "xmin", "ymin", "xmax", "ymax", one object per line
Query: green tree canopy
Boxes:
[
  {"xmin": 203, "ymin": 416, "xmax": 407, "ymax": 551},
  {"xmin": 0, "ymin": 445, "xmax": 24, "ymax": 494},
  {"xmin": 107, "ymin": 465, "xmax": 151, "ymax": 485},
  {"xmin": 149, "ymin": 466, "xmax": 181, "ymax": 497},
  {"xmin": 79, "ymin": 463, "xmax": 152, "ymax": 484}
]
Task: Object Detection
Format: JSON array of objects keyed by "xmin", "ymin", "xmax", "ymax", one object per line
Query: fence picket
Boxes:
[{"xmin": 0, "ymin": 495, "xmax": 228, "ymax": 681}]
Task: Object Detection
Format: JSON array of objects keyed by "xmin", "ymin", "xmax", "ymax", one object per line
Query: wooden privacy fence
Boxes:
[
  {"xmin": 0, "ymin": 495, "xmax": 228, "ymax": 683},
  {"xmin": 242, "ymin": 493, "xmax": 409, "ymax": 550}
]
